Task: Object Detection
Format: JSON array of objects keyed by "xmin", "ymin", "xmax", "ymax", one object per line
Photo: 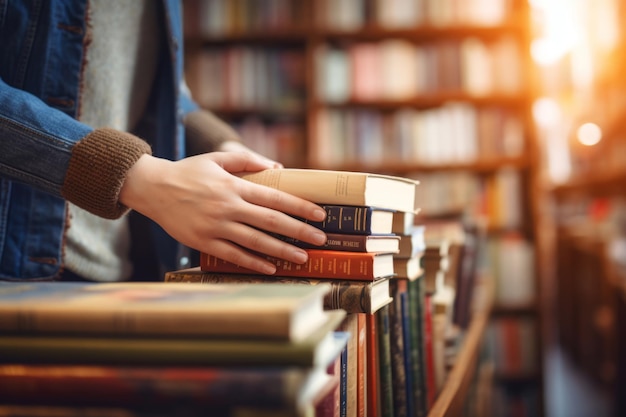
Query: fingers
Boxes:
[
  {"xmin": 241, "ymin": 180, "xmax": 327, "ymax": 222},
  {"xmin": 200, "ymin": 238, "xmax": 278, "ymax": 275},
  {"xmin": 197, "ymin": 222, "xmax": 314, "ymax": 275},
  {"xmin": 210, "ymin": 151, "xmax": 277, "ymax": 174}
]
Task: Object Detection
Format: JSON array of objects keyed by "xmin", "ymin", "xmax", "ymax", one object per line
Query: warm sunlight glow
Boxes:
[
  {"xmin": 529, "ymin": 0, "xmax": 581, "ymax": 65},
  {"xmin": 576, "ymin": 122, "xmax": 602, "ymax": 146},
  {"xmin": 532, "ymin": 97, "xmax": 561, "ymax": 127}
]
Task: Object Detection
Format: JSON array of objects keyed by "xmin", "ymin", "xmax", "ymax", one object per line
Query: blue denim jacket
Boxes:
[{"xmin": 0, "ymin": 0, "xmax": 198, "ymax": 279}]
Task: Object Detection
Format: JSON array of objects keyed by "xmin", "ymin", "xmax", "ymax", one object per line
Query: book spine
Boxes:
[
  {"xmin": 408, "ymin": 278, "xmax": 427, "ymax": 417},
  {"xmin": 200, "ymin": 251, "xmax": 380, "ymax": 281},
  {"xmin": 388, "ymin": 280, "xmax": 408, "ymax": 417},
  {"xmin": 165, "ymin": 272, "xmax": 376, "ymax": 314},
  {"xmin": 277, "ymin": 233, "xmax": 375, "ymax": 252},
  {"xmin": 0, "ymin": 365, "xmax": 308, "ymax": 408},
  {"xmin": 340, "ymin": 343, "xmax": 348, "ymax": 417},
  {"xmin": 339, "ymin": 314, "xmax": 358, "ymax": 417},
  {"xmin": 302, "ymin": 205, "xmax": 374, "ymax": 235},
  {"xmin": 356, "ymin": 313, "xmax": 367, "ymax": 417},
  {"xmin": 424, "ymin": 295, "xmax": 436, "ymax": 409},
  {"xmin": 376, "ymin": 305, "xmax": 394, "ymax": 417},
  {"xmin": 366, "ymin": 313, "xmax": 379, "ymax": 417},
  {"xmin": 400, "ymin": 290, "xmax": 415, "ymax": 417}
]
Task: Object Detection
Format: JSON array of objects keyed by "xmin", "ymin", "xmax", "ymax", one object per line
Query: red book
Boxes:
[
  {"xmin": 357, "ymin": 313, "xmax": 368, "ymax": 417},
  {"xmin": 423, "ymin": 295, "xmax": 437, "ymax": 409},
  {"xmin": 0, "ymin": 364, "xmax": 335, "ymax": 413},
  {"xmin": 200, "ymin": 249, "xmax": 395, "ymax": 281},
  {"xmin": 366, "ymin": 313, "xmax": 379, "ymax": 417}
]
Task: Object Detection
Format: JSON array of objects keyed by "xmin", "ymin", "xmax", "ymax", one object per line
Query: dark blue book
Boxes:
[{"xmin": 298, "ymin": 204, "xmax": 395, "ymax": 235}]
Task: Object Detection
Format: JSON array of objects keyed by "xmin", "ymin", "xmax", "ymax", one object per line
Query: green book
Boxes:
[{"xmin": 0, "ymin": 311, "xmax": 347, "ymax": 368}]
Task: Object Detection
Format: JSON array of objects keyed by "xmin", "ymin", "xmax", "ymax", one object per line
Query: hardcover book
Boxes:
[
  {"xmin": 396, "ymin": 225, "xmax": 426, "ymax": 259},
  {"xmin": 164, "ymin": 267, "xmax": 393, "ymax": 314},
  {"xmin": 296, "ymin": 204, "xmax": 396, "ymax": 235},
  {"xmin": 0, "ymin": 364, "xmax": 338, "ymax": 417},
  {"xmin": 200, "ymin": 249, "xmax": 395, "ymax": 281},
  {"xmin": 376, "ymin": 304, "xmax": 394, "ymax": 417},
  {"xmin": 0, "ymin": 281, "xmax": 331, "ymax": 342},
  {"xmin": 279, "ymin": 232, "xmax": 400, "ymax": 254},
  {"xmin": 393, "ymin": 256, "xmax": 424, "ymax": 281},
  {"xmin": 242, "ymin": 168, "xmax": 420, "ymax": 213},
  {"xmin": 0, "ymin": 311, "xmax": 348, "ymax": 368}
]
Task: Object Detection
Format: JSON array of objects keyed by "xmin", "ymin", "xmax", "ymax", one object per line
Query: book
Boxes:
[
  {"xmin": 393, "ymin": 255, "xmax": 423, "ymax": 281},
  {"xmin": 423, "ymin": 295, "xmax": 436, "ymax": 409},
  {"xmin": 316, "ymin": 349, "xmax": 343, "ymax": 417},
  {"xmin": 376, "ymin": 304, "xmax": 394, "ymax": 417},
  {"xmin": 396, "ymin": 225, "xmax": 426, "ymax": 259},
  {"xmin": 392, "ymin": 210, "xmax": 416, "ymax": 235},
  {"xmin": 400, "ymin": 290, "xmax": 415, "ymax": 417},
  {"xmin": 356, "ymin": 313, "xmax": 368, "ymax": 417},
  {"xmin": 365, "ymin": 313, "xmax": 380, "ymax": 417},
  {"xmin": 279, "ymin": 232, "xmax": 400, "ymax": 254},
  {"xmin": 241, "ymin": 168, "xmax": 420, "ymax": 213},
  {"xmin": 200, "ymin": 250, "xmax": 396, "ymax": 281},
  {"xmin": 165, "ymin": 267, "xmax": 393, "ymax": 314},
  {"xmin": 339, "ymin": 314, "xmax": 358, "ymax": 417},
  {"xmin": 0, "ymin": 281, "xmax": 331, "ymax": 342},
  {"xmin": 388, "ymin": 279, "xmax": 409, "ymax": 417},
  {"xmin": 408, "ymin": 277, "xmax": 428, "ymax": 417},
  {"xmin": 295, "ymin": 204, "xmax": 396, "ymax": 235},
  {"xmin": 0, "ymin": 311, "xmax": 348, "ymax": 368},
  {"xmin": 0, "ymin": 364, "xmax": 339, "ymax": 415}
]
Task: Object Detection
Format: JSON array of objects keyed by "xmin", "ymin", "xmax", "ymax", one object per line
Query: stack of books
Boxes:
[
  {"xmin": 171, "ymin": 168, "xmax": 422, "ymax": 417},
  {"xmin": 0, "ymin": 281, "xmax": 349, "ymax": 417}
]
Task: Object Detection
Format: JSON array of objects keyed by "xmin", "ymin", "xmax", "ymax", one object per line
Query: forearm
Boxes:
[
  {"xmin": 0, "ymin": 79, "xmax": 151, "ymax": 219},
  {"xmin": 184, "ymin": 109, "xmax": 241, "ymax": 156}
]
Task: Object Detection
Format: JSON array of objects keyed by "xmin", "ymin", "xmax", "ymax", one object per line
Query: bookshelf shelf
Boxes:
[
  {"xmin": 551, "ymin": 170, "xmax": 626, "ymax": 200},
  {"xmin": 313, "ymin": 24, "xmax": 525, "ymax": 41},
  {"xmin": 314, "ymin": 95, "xmax": 529, "ymax": 110},
  {"xmin": 427, "ymin": 277, "xmax": 494, "ymax": 417},
  {"xmin": 185, "ymin": 31, "xmax": 309, "ymax": 45},
  {"xmin": 311, "ymin": 157, "xmax": 530, "ymax": 175}
]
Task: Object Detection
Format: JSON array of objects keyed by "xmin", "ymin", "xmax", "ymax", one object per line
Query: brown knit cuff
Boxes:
[
  {"xmin": 184, "ymin": 110, "xmax": 241, "ymax": 156},
  {"xmin": 61, "ymin": 128, "xmax": 152, "ymax": 219}
]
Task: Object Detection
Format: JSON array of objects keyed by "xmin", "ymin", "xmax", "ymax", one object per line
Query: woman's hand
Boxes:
[{"xmin": 119, "ymin": 152, "xmax": 327, "ymax": 275}]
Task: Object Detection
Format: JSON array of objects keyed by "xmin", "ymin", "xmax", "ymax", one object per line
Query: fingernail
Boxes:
[
  {"xmin": 311, "ymin": 230, "xmax": 327, "ymax": 246},
  {"xmin": 293, "ymin": 250, "xmax": 309, "ymax": 264},
  {"xmin": 261, "ymin": 263, "xmax": 277, "ymax": 275},
  {"xmin": 313, "ymin": 209, "xmax": 326, "ymax": 221}
]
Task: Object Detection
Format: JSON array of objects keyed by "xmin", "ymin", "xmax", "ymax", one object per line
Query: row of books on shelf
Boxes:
[
  {"xmin": 183, "ymin": 0, "xmax": 307, "ymax": 37},
  {"xmin": 316, "ymin": 37, "xmax": 522, "ymax": 103},
  {"xmin": 485, "ymin": 317, "xmax": 537, "ymax": 376},
  {"xmin": 410, "ymin": 170, "xmax": 524, "ymax": 231},
  {"xmin": 0, "ymin": 168, "xmax": 487, "ymax": 417},
  {"xmin": 487, "ymin": 233, "xmax": 535, "ymax": 307},
  {"xmin": 315, "ymin": 0, "xmax": 516, "ymax": 30},
  {"xmin": 188, "ymin": 47, "xmax": 305, "ymax": 111},
  {"xmin": 183, "ymin": 0, "xmax": 516, "ymax": 36},
  {"xmin": 314, "ymin": 105, "xmax": 524, "ymax": 167},
  {"xmin": 234, "ymin": 117, "xmax": 305, "ymax": 168}
]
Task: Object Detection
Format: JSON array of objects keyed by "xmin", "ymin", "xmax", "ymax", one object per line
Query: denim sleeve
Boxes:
[
  {"xmin": 0, "ymin": 77, "xmax": 92, "ymax": 196},
  {"xmin": 0, "ymin": 78, "xmax": 152, "ymax": 219}
]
